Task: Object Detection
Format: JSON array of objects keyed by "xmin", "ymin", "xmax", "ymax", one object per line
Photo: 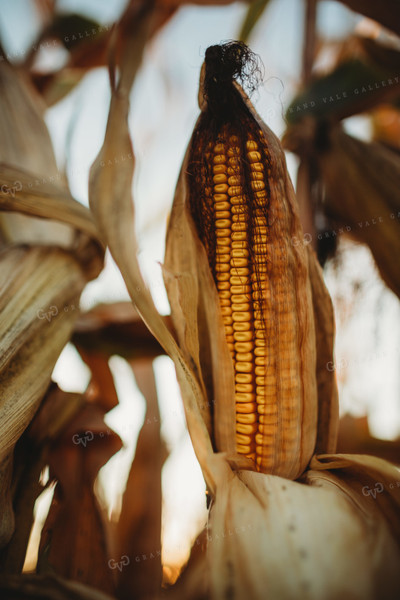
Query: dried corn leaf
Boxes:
[
  {"xmin": 73, "ymin": 302, "xmax": 165, "ymax": 362},
  {"xmin": 0, "ymin": 386, "xmax": 85, "ymax": 575},
  {"xmin": 336, "ymin": 0, "xmax": 400, "ymax": 37},
  {"xmin": 88, "ymin": 3, "xmax": 226, "ymax": 494},
  {"xmin": 38, "ymin": 404, "xmax": 121, "ymax": 593},
  {"xmin": 76, "ymin": 350, "xmax": 118, "ymax": 413},
  {"xmin": 0, "ymin": 58, "xmax": 103, "ymax": 552},
  {"xmin": 338, "ymin": 415, "xmax": 400, "ymax": 464},
  {"xmin": 0, "ymin": 164, "xmax": 100, "ymax": 240},
  {"xmin": 0, "ymin": 573, "xmax": 115, "ymax": 600},
  {"xmin": 166, "ymin": 529, "xmax": 208, "ymax": 599},
  {"xmin": 286, "ymin": 59, "xmax": 400, "ymax": 124},
  {"xmin": 115, "ymin": 360, "xmax": 165, "ymax": 600},
  {"xmin": 371, "ymin": 104, "xmax": 400, "ymax": 150},
  {"xmin": 238, "ymin": 0, "xmax": 271, "ymax": 43},
  {"xmin": 0, "ymin": 61, "xmax": 71, "ymax": 247},
  {"xmin": 318, "ymin": 128, "xmax": 400, "ymax": 299},
  {"xmin": 0, "ymin": 246, "xmax": 85, "ymax": 462},
  {"xmin": 0, "ymin": 456, "xmax": 14, "ymax": 551}
]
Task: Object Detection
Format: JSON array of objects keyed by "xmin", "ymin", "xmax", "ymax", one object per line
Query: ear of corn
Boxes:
[{"xmin": 165, "ymin": 43, "xmax": 318, "ymax": 479}]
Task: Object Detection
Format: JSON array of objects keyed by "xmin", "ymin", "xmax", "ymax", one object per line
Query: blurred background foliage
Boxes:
[{"xmin": 0, "ymin": 0, "xmax": 399, "ymax": 598}]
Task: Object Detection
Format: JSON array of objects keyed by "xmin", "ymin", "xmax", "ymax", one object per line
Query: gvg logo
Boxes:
[
  {"xmin": 72, "ymin": 431, "xmax": 94, "ymax": 448},
  {"xmin": 108, "ymin": 555, "xmax": 130, "ymax": 572},
  {"xmin": 291, "ymin": 233, "xmax": 312, "ymax": 247},
  {"xmin": 362, "ymin": 482, "xmax": 384, "ymax": 499},
  {"xmin": 37, "ymin": 305, "xmax": 58, "ymax": 322},
  {"xmin": 0, "ymin": 180, "xmax": 22, "ymax": 197}
]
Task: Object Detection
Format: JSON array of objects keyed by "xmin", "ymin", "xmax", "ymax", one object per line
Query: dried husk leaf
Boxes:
[
  {"xmin": 0, "ymin": 246, "xmax": 85, "ymax": 462},
  {"xmin": 207, "ymin": 467, "xmax": 400, "ymax": 600},
  {"xmin": 73, "ymin": 302, "xmax": 165, "ymax": 362},
  {"xmin": 307, "ymin": 246, "xmax": 338, "ymax": 453},
  {"xmin": 88, "ymin": 5, "xmax": 228, "ymax": 495},
  {"xmin": 0, "ymin": 61, "xmax": 71, "ymax": 247},
  {"xmin": 0, "ymin": 386, "xmax": 85, "ymax": 575},
  {"xmin": 0, "ymin": 247, "xmax": 85, "ymax": 550},
  {"xmin": 114, "ymin": 360, "xmax": 165, "ymax": 600},
  {"xmin": 284, "ymin": 122, "xmax": 400, "ymax": 299},
  {"xmin": 0, "ymin": 456, "xmax": 14, "ymax": 551},
  {"xmin": 307, "ymin": 453, "xmax": 400, "ymax": 546},
  {"xmin": 336, "ymin": 0, "xmax": 400, "ymax": 36},
  {"xmin": 337, "ymin": 415, "xmax": 400, "ymax": 464},
  {"xmin": 38, "ymin": 403, "xmax": 121, "ymax": 593},
  {"xmin": 0, "ymin": 573, "xmax": 115, "ymax": 600},
  {"xmin": 318, "ymin": 127, "xmax": 400, "ymax": 299},
  {"xmin": 286, "ymin": 57, "xmax": 400, "ymax": 124},
  {"xmin": 0, "ymin": 60, "xmax": 103, "ymax": 550}
]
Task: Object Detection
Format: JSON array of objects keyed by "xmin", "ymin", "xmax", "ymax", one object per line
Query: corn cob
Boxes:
[{"xmin": 185, "ymin": 42, "xmax": 317, "ymax": 478}]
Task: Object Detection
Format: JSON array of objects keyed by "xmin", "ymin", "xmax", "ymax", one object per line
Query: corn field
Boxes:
[{"xmin": 0, "ymin": 0, "xmax": 400, "ymax": 599}]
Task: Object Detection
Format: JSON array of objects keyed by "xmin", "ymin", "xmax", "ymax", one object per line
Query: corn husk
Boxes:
[
  {"xmin": 307, "ymin": 245, "xmax": 339, "ymax": 453},
  {"xmin": 207, "ymin": 464, "xmax": 400, "ymax": 600},
  {"xmin": 0, "ymin": 58, "xmax": 103, "ymax": 550}
]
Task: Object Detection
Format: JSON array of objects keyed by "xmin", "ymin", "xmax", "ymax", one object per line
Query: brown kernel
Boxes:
[
  {"xmin": 232, "ymin": 312, "xmax": 252, "ymax": 323},
  {"xmin": 231, "ymin": 294, "xmax": 251, "ymax": 304},
  {"xmin": 235, "ymin": 383, "xmax": 254, "ymax": 393},
  {"xmin": 215, "ymin": 219, "xmax": 231, "ymax": 229},
  {"xmin": 237, "ymin": 422, "xmax": 258, "ymax": 435},
  {"xmin": 213, "ymin": 164, "xmax": 227, "ymax": 176},
  {"xmin": 235, "ymin": 341, "xmax": 254, "ymax": 352},
  {"xmin": 236, "ymin": 413, "xmax": 257, "ymax": 424},
  {"xmin": 214, "ymin": 195, "xmax": 230, "ymax": 205},
  {"xmin": 215, "ymin": 228, "xmax": 231, "ymax": 237},
  {"xmin": 214, "ymin": 183, "xmax": 229, "ymax": 194},
  {"xmin": 235, "ymin": 373, "xmax": 253, "ymax": 383},
  {"xmin": 213, "ymin": 173, "xmax": 228, "ymax": 184},
  {"xmin": 231, "ymin": 303, "xmax": 251, "ymax": 312},
  {"xmin": 215, "ymin": 201, "xmax": 230, "ymax": 210},
  {"xmin": 215, "ymin": 211, "xmax": 231, "ymax": 220},
  {"xmin": 236, "ymin": 402, "xmax": 257, "ymax": 414},
  {"xmin": 248, "ymin": 150, "xmax": 261, "ymax": 162},
  {"xmin": 233, "ymin": 331, "xmax": 253, "ymax": 342},
  {"xmin": 233, "ymin": 321, "xmax": 251, "ymax": 331},
  {"xmin": 236, "ymin": 352, "xmax": 253, "ymax": 362},
  {"xmin": 235, "ymin": 362, "xmax": 253, "ymax": 373}
]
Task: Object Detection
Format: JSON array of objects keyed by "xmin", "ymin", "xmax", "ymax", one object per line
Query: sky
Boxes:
[{"xmin": 1, "ymin": 0, "xmax": 399, "ymax": 571}]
